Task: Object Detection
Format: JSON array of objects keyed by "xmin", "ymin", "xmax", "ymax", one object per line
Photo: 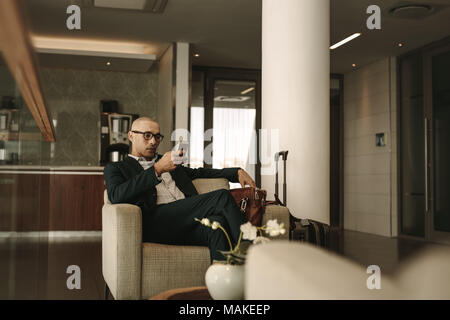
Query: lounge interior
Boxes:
[{"xmin": 0, "ymin": 0, "xmax": 449, "ymax": 300}]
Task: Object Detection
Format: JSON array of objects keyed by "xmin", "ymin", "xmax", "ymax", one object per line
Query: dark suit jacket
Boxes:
[{"xmin": 103, "ymin": 155, "xmax": 241, "ymax": 214}]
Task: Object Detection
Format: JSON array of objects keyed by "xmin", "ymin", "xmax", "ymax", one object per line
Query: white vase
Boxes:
[{"xmin": 205, "ymin": 263, "xmax": 245, "ymax": 300}]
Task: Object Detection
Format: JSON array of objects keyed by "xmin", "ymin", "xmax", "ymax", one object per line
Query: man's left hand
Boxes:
[{"xmin": 238, "ymin": 169, "xmax": 256, "ymax": 188}]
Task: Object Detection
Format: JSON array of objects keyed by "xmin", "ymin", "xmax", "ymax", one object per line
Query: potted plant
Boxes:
[{"xmin": 195, "ymin": 218, "xmax": 286, "ymax": 300}]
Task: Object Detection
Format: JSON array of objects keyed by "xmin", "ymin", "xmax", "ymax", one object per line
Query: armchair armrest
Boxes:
[
  {"xmin": 102, "ymin": 202, "xmax": 142, "ymax": 300},
  {"xmin": 262, "ymin": 205, "xmax": 290, "ymax": 240},
  {"xmin": 192, "ymin": 178, "xmax": 230, "ymax": 194}
]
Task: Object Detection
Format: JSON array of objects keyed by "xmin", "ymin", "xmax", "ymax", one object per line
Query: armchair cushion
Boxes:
[{"xmin": 141, "ymin": 243, "xmax": 210, "ymax": 299}]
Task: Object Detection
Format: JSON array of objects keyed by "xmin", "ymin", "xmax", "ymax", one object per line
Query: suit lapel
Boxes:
[
  {"xmin": 170, "ymin": 166, "xmax": 199, "ymax": 197},
  {"xmin": 124, "ymin": 154, "xmax": 198, "ymax": 197},
  {"xmin": 123, "ymin": 156, "xmax": 144, "ymax": 174},
  {"xmin": 124, "ymin": 154, "xmax": 163, "ymax": 175}
]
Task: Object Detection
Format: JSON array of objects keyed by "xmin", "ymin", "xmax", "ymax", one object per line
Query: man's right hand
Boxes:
[{"xmin": 154, "ymin": 150, "xmax": 184, "ymax": 176}]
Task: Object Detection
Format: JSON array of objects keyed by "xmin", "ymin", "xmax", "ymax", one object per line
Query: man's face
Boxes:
[{"xmin": 128, "ymin": 120, "xmax": 161, "ymax": 159}]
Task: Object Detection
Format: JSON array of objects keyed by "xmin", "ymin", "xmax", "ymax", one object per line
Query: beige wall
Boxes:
[{"xmin": 343, "ymin": 57, "xmax": 398, "ymax": 237}]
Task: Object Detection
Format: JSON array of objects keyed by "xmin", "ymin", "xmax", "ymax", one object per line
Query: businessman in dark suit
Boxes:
[{"xmin": 104, "ymin": 117, "xmax": 256, "ymax": 262}]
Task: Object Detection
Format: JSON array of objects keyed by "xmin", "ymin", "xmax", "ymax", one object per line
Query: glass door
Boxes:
[
  {"xmin": 211, "ymin": 79, "xmax": 257, "ymax": 189},
  {"xmin": 399, "ymin": 52, "xmax": 426, "ymax": 237},
  {"xmin": 424, "ymin": 44, "xmax": 450, "ymax": 244},
  {"xmin": 190, "ymin": 68, "xmax": 261, "ymax": 188}
]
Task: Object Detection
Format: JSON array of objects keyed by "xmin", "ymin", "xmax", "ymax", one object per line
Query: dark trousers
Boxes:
[{"xmin": 142, "ymin": 189, "xmax": 246, "ymax": 262}]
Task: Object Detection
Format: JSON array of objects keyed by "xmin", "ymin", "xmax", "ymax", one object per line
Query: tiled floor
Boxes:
[
  {"xmin": 0, "ymin": 236, "xmax": 103, "ymax": 300},
  {"xmin": 0, "ymin": 229, "xmax": 446, "ymax": 299},
  {"xmin": 329, "ymin": 228, "xmax": 433, "ymax": 275}
]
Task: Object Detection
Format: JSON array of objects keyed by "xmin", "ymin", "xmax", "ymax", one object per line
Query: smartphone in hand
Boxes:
[
  {"xmin": 177, "ymin": 136, "xmax": 183, "ymax": 152},
  {"xmin": 173, "ymin": 136, "xmax": 185, "ymax": 165}
]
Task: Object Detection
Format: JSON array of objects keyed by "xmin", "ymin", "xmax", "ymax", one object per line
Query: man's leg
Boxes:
[{"xmin": 142, "ymin": 189, "xmax": 246, "ymax": 262}]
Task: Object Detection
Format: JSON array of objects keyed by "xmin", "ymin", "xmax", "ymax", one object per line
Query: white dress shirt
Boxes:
[{"xmin": 128, "ymin": 154, "xmax": 185, "ymax": 205}]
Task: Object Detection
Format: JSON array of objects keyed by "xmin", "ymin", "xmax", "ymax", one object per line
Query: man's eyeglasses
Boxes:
[{"xmin": 131, "ymin": 131, "xmax": 164, "ymax": 141}]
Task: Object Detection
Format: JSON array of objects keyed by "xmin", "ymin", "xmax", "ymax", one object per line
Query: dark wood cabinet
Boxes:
[
  {"xmin": 48, "ymin": 174, "xmax": 105, "ymax": 231},
  {"xmin": 0, "ymin": 173, "xmax": 49, "ymax": 231},
  {"xmin": 0, "ymin": 171, "xmax": 105, "ymax": 231}
]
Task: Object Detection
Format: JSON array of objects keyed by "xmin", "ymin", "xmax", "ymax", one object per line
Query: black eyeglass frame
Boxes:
[{"xmin": 131, "ymin": 130, "xmax": 164, "ymax": 141}]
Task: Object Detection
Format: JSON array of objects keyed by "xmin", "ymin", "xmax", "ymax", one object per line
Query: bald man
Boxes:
[{"xmin": 103, "ymin": 117, "xmax": 256, "ymax": 262}]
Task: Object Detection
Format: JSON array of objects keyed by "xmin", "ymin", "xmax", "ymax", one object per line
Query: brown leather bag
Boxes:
[{"xmin": 229, "ymin": 187, "xmax": 267, "ymax": 226}]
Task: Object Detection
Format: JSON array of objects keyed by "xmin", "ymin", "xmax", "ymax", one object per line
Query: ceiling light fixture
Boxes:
[
  {"xmin": 389, "ymin": 4, "xmax": 433, "ymax": 19},
  {"xmin": 32, "ymin": 36, "xmax": 157, "ymax": 60},
  {"xmin": 352, "ymin": 63, "xmax": 356, "ymax": 67},
  {"xmin": 93, "ymin": 0, "xmax": 168, "ymax": 13},
  {"xmin": 398, "ymin": 43, "xmax": 403, "ymax": 47},
  {"xmin": 94, "ymin": 0, "xmax": 147, "ymax": 10},
  {"xmin": 106, "ymin": 61, "xmax": 111, "ymax": 66},
  {"xmin": 214, "ymin": 96, "xmax": 251, "ymax": 102},
  {"xmin": 241, "ymin": 87, "xmax": 255, "ymax": 95},
  {"xmin": 330, "ymin": 33, "xmax": 362, "ymax": 50},
  {"xmin": 194, "ymin": 53, "xmax": 200, "ymax": 57}
]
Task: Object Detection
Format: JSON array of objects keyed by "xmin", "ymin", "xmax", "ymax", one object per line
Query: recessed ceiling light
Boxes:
[
  {"xmin": 194, "ymin": 53, "xmax": 200, "ymax": 58},
  {"xmin": 106, "ymin": 61, "xmax": 111, "ymax": 66},
  {"xmin": 330, "ymin": 33, "xmax": 362, "ymax": 50}
]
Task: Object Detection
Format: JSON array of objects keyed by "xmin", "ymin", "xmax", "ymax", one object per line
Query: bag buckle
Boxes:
[{"xmin": 240, "ymin": 198, "xmax": 248, "ymax": 213}]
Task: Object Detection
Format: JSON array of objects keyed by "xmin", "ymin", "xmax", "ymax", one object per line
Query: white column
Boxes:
[
  {"xmin": 157, "ymin": 44, "xmax": 174, "ymax": 153},
  {"xmin": 261, "ymin": 0, "xmax": 330, "ymax": 224},
  {"xmin": 174, "ymin": 42, "xmax": 190, "ymax": 143}
]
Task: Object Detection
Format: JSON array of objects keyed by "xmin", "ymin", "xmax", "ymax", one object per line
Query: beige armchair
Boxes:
[
  {"xmin": 245, "ymin": 241, "xmax": 450, "ymax": 299},
  {"xmin": 102, "ymin": 178, "xmax": 290, "ymax": 300}
]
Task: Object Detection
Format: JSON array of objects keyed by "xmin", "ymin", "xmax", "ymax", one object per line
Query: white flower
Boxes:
[
  {"xmin": 265, "ymin": 219, "xmax": 286, "ymax": 237},
  {"xmin": 240, "ymin": 222, "xmax": 257, "ymax": 241},
  {"xmin": 211, "ymin": 221, "xmax": 220, "ymax": 230},
  {"xmin": 253, "ymin": 236, "xmax": 271, "ymax": 245},
  {"xmin": 201, "ymin": 218, "xmax": 211, "ymax": 226}
]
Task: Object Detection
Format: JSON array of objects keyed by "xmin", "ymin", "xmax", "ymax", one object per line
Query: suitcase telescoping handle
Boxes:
[{"xmin": 274, "ymin": 150, "xmax": 288, "ymax": 205}]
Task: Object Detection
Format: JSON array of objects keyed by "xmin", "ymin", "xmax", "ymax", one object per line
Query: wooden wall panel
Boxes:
[
  {"xmin": 0, "ymin": 173, "xmax": 104, "ymax": 231},
  {"xmin": 39, "ymin": 174, "xmax": 50, "ymax": 231},
  {"xmin": 15, "ymin": 174, "xmax": 42, "ymax": 231},
  {"xmin": 0, "ymin": 173, "xmax": 50, "ymax": 232},
  {"xmin": 49, "ymin": 174, "xmax": 105, "ymax": 231},
  {"xmin": 0, "ymin": 174, "xmax": 15, "ymax": 231}
]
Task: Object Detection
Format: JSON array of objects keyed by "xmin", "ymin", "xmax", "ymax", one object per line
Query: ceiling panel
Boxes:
[{"xmin": 23, "ymin": 0, "xmax": 450, "ymax": 73}]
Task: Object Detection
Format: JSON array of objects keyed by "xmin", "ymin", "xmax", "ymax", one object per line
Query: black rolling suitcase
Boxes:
[
  {"xmin": 271, "ymin": 150, "xmax": 330, "ymax": 248},
  {"xmin": 291, "ymin": 219, "xmax": 330, "ymax": 248}
]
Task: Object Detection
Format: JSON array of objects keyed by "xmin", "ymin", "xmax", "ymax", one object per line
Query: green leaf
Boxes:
[{"xmin": 218, "ymin": 250, "xmax": 246, "ymax": 265}]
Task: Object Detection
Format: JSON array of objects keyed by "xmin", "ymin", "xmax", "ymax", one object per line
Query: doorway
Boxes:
[
  {"xmin": 399, "ymin": 38, "xmax": 450, "ymax": 244},
  {"xmin": 190, "ymin": 67, "xmax": 344, "ymax": 228},
  {"xmin": 190, "ymin": 67, "xmax": 261, "ymax": 188}
]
